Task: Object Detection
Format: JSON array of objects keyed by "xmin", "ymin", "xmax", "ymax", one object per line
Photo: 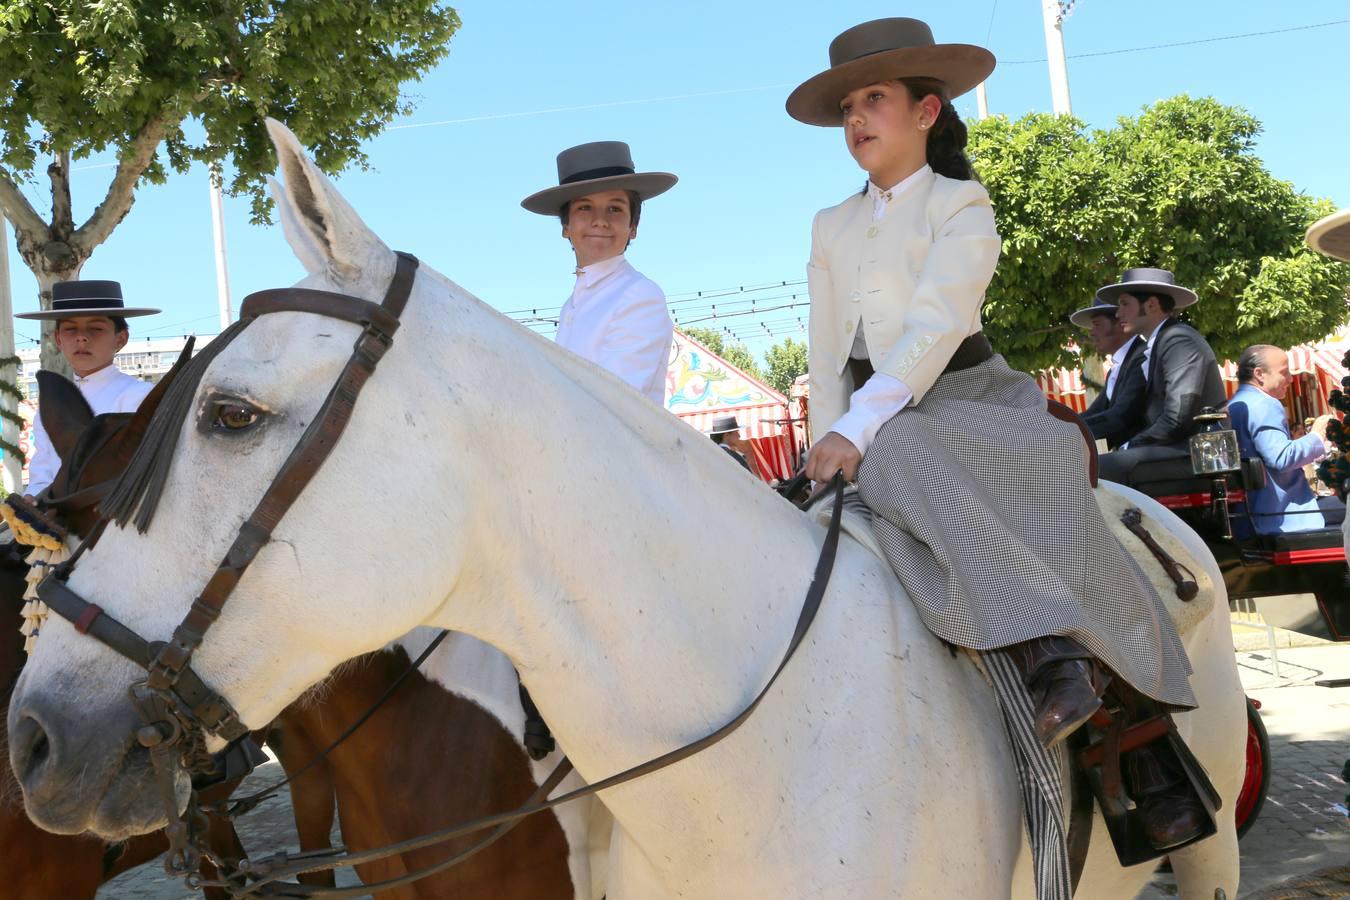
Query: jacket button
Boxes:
[
  {"xmin": 845, "ymin": 320, "xmax": 855, "ymax": 331},
  {"xmin": 866, "ymin": 226, "xmax": 878, "ymax": 239},
  {"xmin": 849, "ymin": 290, "xmax": 861, "ymax": 303}
]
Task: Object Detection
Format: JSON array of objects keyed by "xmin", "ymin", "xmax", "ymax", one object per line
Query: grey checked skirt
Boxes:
[{"xmin": 857, "ymin": 354, "xmax": 1195, "ymax": 708}]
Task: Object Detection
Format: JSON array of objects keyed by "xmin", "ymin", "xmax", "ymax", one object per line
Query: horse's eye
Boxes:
[{"xmin": 213, "ymin": 403, "xmax": 260, "ymax": 432}]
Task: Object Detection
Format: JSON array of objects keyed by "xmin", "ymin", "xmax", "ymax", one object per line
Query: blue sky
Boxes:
[{"xmin": 7, "ymin": 0, "xmax": 1349, "ymax": 359}]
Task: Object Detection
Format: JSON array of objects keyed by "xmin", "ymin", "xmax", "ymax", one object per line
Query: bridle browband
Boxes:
[
  {"xmin": 37, "ymin": 251, "xmax": 421, "ymax": 879},
  {"xmin": 33, "ymin": 252, "xmax": 848, "ymax": 897}
]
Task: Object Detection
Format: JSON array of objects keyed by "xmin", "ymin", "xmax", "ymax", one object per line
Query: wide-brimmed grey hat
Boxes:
[
  {"xmin": 1306, "ymin": 208, "xmax": 1350, "ymax": 263},
  {"xmin": 707, "ymin": 414, "xmax": 740, "ymax": 437},
  {"xmin": 1094, "ymin": 268, "xmax": 1198, "ymax": 311},
  {"xmin": 787, "ymin": 18, "xmax": 995, "ymax": 127},
  {"xmin": 16, "ymin": 279, "xmax": 160, "ymax": 320},
  {"xmin": 1069, "ymin": 300, "xmax": 1120, "ymax": 329},
  {"xmin": 521, "ymin": 141, "xmax": 677, "ymax": 216}
]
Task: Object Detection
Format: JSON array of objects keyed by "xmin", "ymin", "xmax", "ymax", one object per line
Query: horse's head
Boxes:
[{"xmin": 8, "ymin": 120, "xmax": 494, "ymax": 838}]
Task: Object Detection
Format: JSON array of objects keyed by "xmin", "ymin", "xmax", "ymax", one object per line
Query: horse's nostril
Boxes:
[
  {"xmin": 29, "ymin": 728, "xmax": 50, "ymax": 770},
  {"xmin": 12, "ymin": 712, "xmax": 56, "ymax": 786}
]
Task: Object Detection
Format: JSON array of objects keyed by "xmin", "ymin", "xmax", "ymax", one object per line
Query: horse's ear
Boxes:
[
  {"xmin": 268, "ymin": 175, "xmax": 326, "ymax": 276},
  {"xmin": 264, "ymin": 117, "xmax": 392, "ymax": 287},
  {"xmin": 36, "ymin": 371, "xmax": 94, "ymax": 465},
  {"xmin": 110, "ymin": 336, "xmax": 195, "ymax": 457}
]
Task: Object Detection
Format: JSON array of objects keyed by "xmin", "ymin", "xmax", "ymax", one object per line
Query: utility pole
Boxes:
[
  {"xmin": 0, "ymin": 217, "xmax": 21, "ymax": 492},
  {"xmin": 209, "ymin": 172, "xmax": 233, "ymax": 330},
  {"xmin": 976, "ymin": 82, "xmax": 990, "ymax": 120},
  {"xmin": 1040, "ymin": 0, "xmax": 1074, "ymax": 115}
]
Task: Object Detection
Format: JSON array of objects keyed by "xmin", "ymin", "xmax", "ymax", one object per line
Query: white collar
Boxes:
[
  {"xmin": 73, "ymin": 363, "xmax": 123, "ymax": 388},
  {"xmin": 1110, "ymin": 336, "xmax": 1137, "ymax": 365},
  {"xmin": 868, "ymin": 164, "xmax": 931, "ymax": 207},
  {"xmin": 1141, "ymin": 318, "xmax": 1169, "ymax": 345},
  {"xmin": 573, "ymin": 254, "xmax": 628, "ymax": 289}
]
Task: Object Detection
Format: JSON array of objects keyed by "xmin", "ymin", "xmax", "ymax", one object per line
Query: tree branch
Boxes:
[
  {"xmin": 0, "ymin": 173, "xmax": 51, "ymax": 242},
  {"xmin": 71, "ymin": 110, "xmax": 172, "ymax": 253},
  {"xmin": 50, "ymin": 150, "xmax": 72, "ymax": 238}
]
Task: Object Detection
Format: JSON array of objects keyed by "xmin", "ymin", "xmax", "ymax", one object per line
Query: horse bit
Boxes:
[{"xmin": 34, "ymin": 252, "xmax": 848, "ymax": 897}]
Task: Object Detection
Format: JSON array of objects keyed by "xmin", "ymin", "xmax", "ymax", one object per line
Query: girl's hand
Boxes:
[{"xmin": 806, "ymin": 432, "xmax": 863, "ymax": 483}]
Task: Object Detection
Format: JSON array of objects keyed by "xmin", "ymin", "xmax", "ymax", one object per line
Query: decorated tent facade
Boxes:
[{"xmin": 666, "ymin": 331, "xmax": 803, "ymax": 481}]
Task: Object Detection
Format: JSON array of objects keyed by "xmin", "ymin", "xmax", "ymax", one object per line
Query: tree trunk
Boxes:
[{"xmin": 29, "ymin": 249, "xmax": 83, "ymax": 378}]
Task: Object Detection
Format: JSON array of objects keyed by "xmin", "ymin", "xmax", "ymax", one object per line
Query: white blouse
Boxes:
[
  {"xmin": 555, "ymin": 254, "xmax": 674, "ymax": 406},
  {"xmin": 27, "ymin": 364, "xmax": 153, "ymax": 496}
]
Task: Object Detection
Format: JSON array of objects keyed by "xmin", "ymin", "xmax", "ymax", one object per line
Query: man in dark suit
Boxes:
[
  {"xmin": 1097, "ymin": 268, "xmax": 1227, "ymax": 484},
  {"xmin": 1071, "ymin": 298, "xmax": 1147, "ymax": 449}
]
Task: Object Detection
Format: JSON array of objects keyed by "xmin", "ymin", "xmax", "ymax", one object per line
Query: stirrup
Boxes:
[{"xmin": 1074, "ymin": 702, "xmax": 1221, "ymax": 866}]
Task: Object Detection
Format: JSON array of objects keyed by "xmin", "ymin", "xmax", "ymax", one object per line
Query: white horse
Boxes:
[{"xmin": 8, "ymin": 121, "xmax": 1245, "ymax": 898}]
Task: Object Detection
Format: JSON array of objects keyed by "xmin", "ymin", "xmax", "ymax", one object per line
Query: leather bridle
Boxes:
[
  {"xmin": 32, "ymin": 251, "xmax": 848, "ymax": 897},
  {"xmin": 36, "ymin": 251, "xmax": 420, "ymax": 880}
]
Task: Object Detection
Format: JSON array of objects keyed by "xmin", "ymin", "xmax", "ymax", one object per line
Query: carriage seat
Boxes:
[
  {"xmin": 1117, "ymin": 455, "xmax": 1214, "ymax": 500},
  {"xmin": 1257, "ymin": 527, "xmax": 1346, "ymax": 553}
]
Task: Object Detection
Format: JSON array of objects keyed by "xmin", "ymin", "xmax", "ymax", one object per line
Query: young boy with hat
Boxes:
[
  {"xmin": 522, "ymin": 141, "xmax": 675, "ymax": 405},
  {"xmin": 17, "ymin": 279, "xmax": 160, "ymax": 498}
]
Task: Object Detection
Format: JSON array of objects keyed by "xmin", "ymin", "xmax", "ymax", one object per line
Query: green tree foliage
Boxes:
[
  {"xmin": 764, "ymin": 337, "xmax": 808, "ymax": 395},
  {"xmin": 681, "ymin": 325, "xmax": 763, "ymax": 379},
  {"xmin": 0, "ymin": 0, "xmax": 459, "ymax": 366},
  {"xmin": 969, "ymin": 96, "xmax": 1350, "ymax": 374}
]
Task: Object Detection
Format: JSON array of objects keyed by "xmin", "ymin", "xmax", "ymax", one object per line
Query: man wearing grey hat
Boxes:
[
  {"xmin": 1070, "ymin": 299, "xmax": 1146, "ymax": 449},
  {"xmin": 1097, "ymin": 268, "xmax": 1226, "ymax": 484},
  {"xmin": 523, "ymin": 141, "xmax": 676, "ymax": 406}
]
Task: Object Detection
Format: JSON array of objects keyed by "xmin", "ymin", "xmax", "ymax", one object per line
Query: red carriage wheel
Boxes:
[{"xmin": 1235, "ymin": 696, "xmax": 1271, "ymax": 838}]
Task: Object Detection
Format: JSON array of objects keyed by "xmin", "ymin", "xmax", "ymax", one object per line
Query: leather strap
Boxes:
[
  {"xmin": 40, "ymin": 252, "xmax": 421, "ymax": 747},
  {"xmin": 235, "ymin": 474, "xmax": 850, "ymax": 895}
]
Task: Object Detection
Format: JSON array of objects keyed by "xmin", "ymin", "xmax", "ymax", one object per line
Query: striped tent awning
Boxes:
[
  {"xmin": 1036, "ymin": 367, "xmax": 1088, "ymax": 413},
  {"xmin": 675, "ymin": 402, "xmax": 801, "ymax": 481}
]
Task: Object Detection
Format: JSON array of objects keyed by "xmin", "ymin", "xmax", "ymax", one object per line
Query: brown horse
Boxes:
[{"xmin": 12, "ymin": 364, "xmax": 580, "ymax": 898}]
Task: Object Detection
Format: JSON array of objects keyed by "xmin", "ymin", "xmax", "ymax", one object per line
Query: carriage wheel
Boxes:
[{"xmin": 1235, "ymin": 696, "xmax": 1271, "ymax": 839}]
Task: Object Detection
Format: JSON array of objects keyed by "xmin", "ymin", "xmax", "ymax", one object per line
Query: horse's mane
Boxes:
[{"xmin": 102, "ymin": 318, "xmax": 252, "ymax": 532}]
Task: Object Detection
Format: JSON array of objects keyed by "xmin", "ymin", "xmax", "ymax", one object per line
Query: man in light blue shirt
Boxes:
[{"xmin": 1227, "ymin": 345, "xmax": 1329, "ymax": 534}]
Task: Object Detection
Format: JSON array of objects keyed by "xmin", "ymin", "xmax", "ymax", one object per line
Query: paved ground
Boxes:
[
  {"xmin": 99, "ymin": 641, "xmax": 1350, "ymax": 899},
  {"xmin": 99, "ymin": 763, "xmax": 363, "ymax": 899},
  {"xmin": 1142, "ymin": 642, "xmax": 1350, "ymax": 899}
]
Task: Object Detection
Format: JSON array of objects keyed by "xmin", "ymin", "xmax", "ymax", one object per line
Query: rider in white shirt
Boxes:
[
  {"xmin": 17, "ymin": 280, "xmax": 160, "ymax": 498},
  {"xmin": 522, "ymin": 141, "xmax": 676, "ymax": 405}
]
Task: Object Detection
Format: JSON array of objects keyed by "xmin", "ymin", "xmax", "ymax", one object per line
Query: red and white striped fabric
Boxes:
[
  {"xmin": 674, "ymin": 402, "xmax": 801, "ymax": 481},
  {"xmin": 1035, "ymin": 368, "xmax": 1088, "ymax": 413}
]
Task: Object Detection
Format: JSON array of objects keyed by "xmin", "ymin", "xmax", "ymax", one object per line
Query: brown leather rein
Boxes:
[{"xmin": 34, "ymin": 252, "xmax": 848, "ymax": 898}]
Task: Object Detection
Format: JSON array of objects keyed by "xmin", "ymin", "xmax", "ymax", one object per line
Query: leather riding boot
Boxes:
[
  {"xmin": 1008, "ymin": 636, "xmax": 1110, "ymax": 747},
  {"xmin": 1124, "ymin": 737, "xmax": 1207, "ymax": 850}
]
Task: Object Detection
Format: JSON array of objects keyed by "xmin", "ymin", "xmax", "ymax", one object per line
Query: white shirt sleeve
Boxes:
[
  {"xmin": 825, "ymin": 372, "xmax": 914, "ymax": 456},
  {"xmin": 25, "ymin": 413, "xmax": 58, "ymax": 498},
  {"xmin": 594, "ymin": 294, "xmax": 674, "ymax": 399}
]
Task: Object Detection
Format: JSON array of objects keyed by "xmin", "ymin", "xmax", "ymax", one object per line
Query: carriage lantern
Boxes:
[{"xmin": 1189, "ymin": 409, "xmax": 1241, "ymax": 476}]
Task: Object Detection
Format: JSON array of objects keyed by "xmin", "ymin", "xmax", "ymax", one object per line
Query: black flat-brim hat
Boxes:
[
  {"xmin": 1307, "ymin": 209, "xmax": 1350, "ymax": 263},
  {"xmin": 522, "ymin": 141, "xmax": 677, "ymax": 216},
  {"xmin": 787, "ymin": 17, "xmax": 995, "ymax": 127},
  {"xmin": 1069, "ymin": 300, "xmax": 1120, "ymax": 329},
  {"xmin": 1094, "ymin": 267, "xmax": 1198, "ymax": 311},
  {"xmin": 16, "ymin": 280, "xmax": 160, "ymax": 320}
]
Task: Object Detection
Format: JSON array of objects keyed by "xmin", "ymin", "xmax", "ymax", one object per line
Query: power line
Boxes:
[
  {"xmin": 386, "ymin": 83, "xmax": 793, "ymax": 131},
  {"xmin": 1002, "ymin": 18, "xmax": 1350, "ymax": 65},
  {"xmin": 984, "ymin": 0, "xmax": 1001, "ymax": 46}
]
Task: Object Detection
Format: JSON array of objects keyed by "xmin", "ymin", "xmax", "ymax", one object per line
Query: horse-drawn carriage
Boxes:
[
  {"xmin": 1119, "ymin": 419, "xmax": 1347, "ymax": 641},
  {"xmin": 1108, "ymin": 411, "xmax": 1350, "ymax": 841}
]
